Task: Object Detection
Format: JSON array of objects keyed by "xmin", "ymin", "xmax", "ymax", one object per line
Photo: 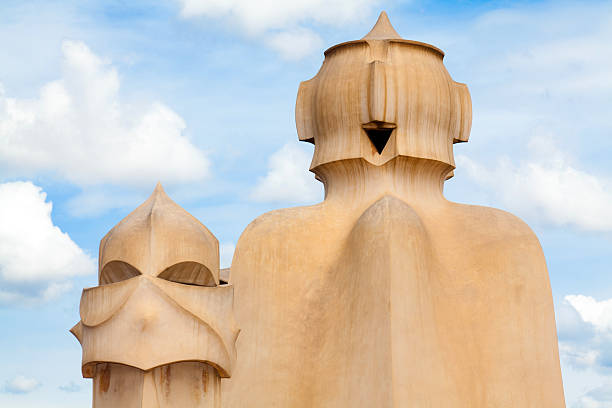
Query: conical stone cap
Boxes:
[
  {"xmin": 98, "ymin": 183, "xmax": 219, "ymax": 286},
  {"xmin": 362, "ymin": 11, "xmax": 402, "ymax": 40}
]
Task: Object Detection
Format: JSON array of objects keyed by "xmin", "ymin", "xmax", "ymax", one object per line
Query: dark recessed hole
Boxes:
[
  {"xmin": 363, "ymin": 126, "xmax": 393, "ymax": 154},
  {"xmin": 158, "ymin": 261, "xmax": 216, "ymax": 287},
  {"xmin": 100, "ymin": 261, "xmax": 141, "ymax": 285},
  {"xmin": 219, "ymin": 267, "xmax": 230, "ymax": 285}
]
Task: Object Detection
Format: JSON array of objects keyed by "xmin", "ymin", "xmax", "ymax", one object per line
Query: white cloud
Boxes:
[
  {"xmin": 567, "ymin": 295, "xmax": 612, "ymax": 334},
  {"xmin": 0, "ymin": 181, "xmax": 95, "ymax": 304},
  {"xmin": 557, "ymin": 300, "xmax": 596, "ymax": 342},
  {"xmin": 266, "ymin": 28, "xmax": 323, "ymax": 61},
  {"xmin": 556, "ymin": 295, "xmax": 612, "ymax": 407},
  {"xmin": 558, "ymin": 294, "xmax": 612, "ymax": 373},
  {"xmin": 250, "ymin": 143, "xmax": 322, "ymax": 204},
  {"xmin": 456, "ymin": 135, "xmax": 612, "ymax": 232},
  {"xmin": 175, "ymin": 0, "xmax": 382, "ymax": 58},
  {"xmin": 0, "ymin": 40, "xmax": 209, "ymax": 187},
  {"xmin": 4, "ymin": 375, "xmax": 40, "ymax": 394}
]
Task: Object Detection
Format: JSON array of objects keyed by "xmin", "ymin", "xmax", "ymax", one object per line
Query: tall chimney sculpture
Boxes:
[
  {"xmin": 223, "ymin": 12, "xmax": 566, "ymax": 407},
  {"xmin": 71, "ymin": 184, "xmax": 238, "ymax": 408},
  {"xmin": 73, "ymin": 12, "xmax": 566, "ymax": 408}
]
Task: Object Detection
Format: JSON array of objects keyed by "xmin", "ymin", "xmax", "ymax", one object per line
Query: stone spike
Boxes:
[
  {"xmin": 149, "ymin": 181, "xmax": 170, "ymax": 210},
  {"xmin": 362, "ymin": 11, "xmax": 402, "ymax": 40}
]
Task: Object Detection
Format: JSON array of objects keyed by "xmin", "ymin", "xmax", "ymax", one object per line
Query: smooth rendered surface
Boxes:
[
  {"xmin": 72, "ymin": 185, "xmax": 237, "ymax": 408},
  {"xmin": 92, "ymin": 363, "xmax": 220, "ymax": 408},
  {"xmin": 223, "ymin": 12, "xmax": 566, "ymax": 407}
]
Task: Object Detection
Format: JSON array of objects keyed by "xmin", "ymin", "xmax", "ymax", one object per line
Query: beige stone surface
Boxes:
[
  {"xmin": 91, "ymin": 362, "xmax": 220, "ymax": 408},
  {"xmin": 72, "ymin": 185, "xmax": 237, "ymax": 408},
  {"xmin": 222, "ymin": 12, "xmax": 566, "ymax": 407}
]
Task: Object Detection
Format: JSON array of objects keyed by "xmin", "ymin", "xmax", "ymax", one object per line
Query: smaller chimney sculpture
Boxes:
[{"xmin": 71, "ymin": 183, "xmax": 238, "ymax": 408}]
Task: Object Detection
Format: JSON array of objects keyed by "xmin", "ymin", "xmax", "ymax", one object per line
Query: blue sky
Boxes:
[{"xmin": 0, "ymin": 0, "xmax": 611, "ymax": 406}]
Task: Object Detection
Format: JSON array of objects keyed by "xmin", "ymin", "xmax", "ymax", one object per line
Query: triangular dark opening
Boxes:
[{"xmin": 364, "ymin": 127, "xmax": 393, "ymax": 154}]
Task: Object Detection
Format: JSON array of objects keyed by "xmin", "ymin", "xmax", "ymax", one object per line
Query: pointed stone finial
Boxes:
[{"xmin": 362, "ymin": 11, "xmax": 402, "ymax": 40}]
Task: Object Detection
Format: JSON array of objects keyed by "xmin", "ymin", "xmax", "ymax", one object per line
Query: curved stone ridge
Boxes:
[{"xmin": 74, "ymin": 275, "xmax": 237, "ymax": 378}]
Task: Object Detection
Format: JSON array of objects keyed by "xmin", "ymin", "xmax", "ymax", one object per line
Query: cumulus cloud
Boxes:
[
  {"xmin": 3, "ymin": 375, "xmax": 40, "ymax": 394},
  {"xmin": 0, "ymin": 40, "xmax": 209, "ymax": 187},
  {"xmin": 175, "ymin": 0, "xmax": 382, "ymax": 59},
  {"xmin": 558, "ymin": 295, "xmax": 612, "ymax": 373},
  {"xmin": 456, "ymin": 135, "xmax": 612, "ymax": 232},
  {"xmin": 250, "ymin": 143, "xmax": 322, "ymax": 204},
  {"xmin": 556, "ymin": 295, "xmax": 612, "ymax": 406},
  {"xmin": 557, "ymin": 300, "xmax": 596, "ymax": 343},
  {"xmin": 568, "ymin": 295, "xmax": 612, "ymax": 331},
  {"xmin": 0, "ymin": 181, "xmax": 95, "ymax": 304},
  {"xmin": 265, "ymin": 28, "xmax": 324, "ymax": 61}
]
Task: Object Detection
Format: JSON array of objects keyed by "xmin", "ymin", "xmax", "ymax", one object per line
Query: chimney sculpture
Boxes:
[
  {"xmin": 73, "ymin": 12, "xmax": 566, "ymax": 408},
  {"xmin": 223, "ymin": 12, "xmax": 566, "ymax": 407},
  {"xmin": 71, "ymin": 184, "xmax": 238, "ymax": 408}
]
